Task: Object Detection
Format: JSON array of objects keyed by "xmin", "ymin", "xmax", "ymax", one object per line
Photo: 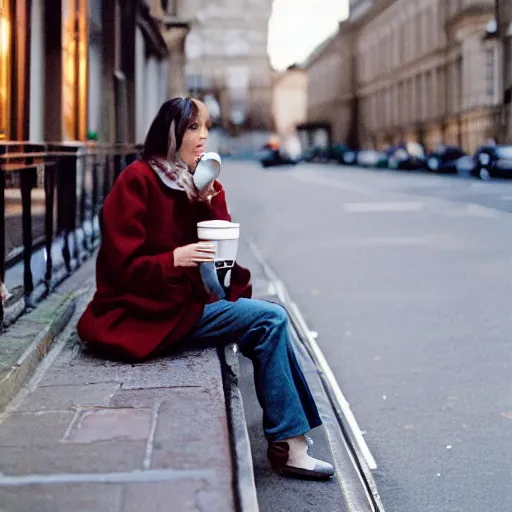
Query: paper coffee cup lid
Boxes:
[
  {"xmin": 197, "ymin": 220, "xmax": 240, "ymax": 240},
  {"xmin": 197, "ymin": 220, "xmax": 239, "ymax": 228}
]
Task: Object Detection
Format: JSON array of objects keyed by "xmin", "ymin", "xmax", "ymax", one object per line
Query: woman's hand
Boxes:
[
  {"xmin": 192, "ymin": 155, "xmax": 218, "ymax": 201},
  {"xmin": 173, "ymin": 242, "xmax": 215, "ymax": 267},
  {"xmin": 199, "ymin": 180, "xmax": 217, "ymax": 200}
]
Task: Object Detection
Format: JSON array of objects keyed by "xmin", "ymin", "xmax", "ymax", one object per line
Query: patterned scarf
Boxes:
[{"xmin": 147, "ymin": 156, "xmax": 202, "ymax": 202}]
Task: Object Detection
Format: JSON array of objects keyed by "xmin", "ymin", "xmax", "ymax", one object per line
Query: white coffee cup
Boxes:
[
  {"xmin": 197, "ymin": 220, "xmax": 239, "ymax": 266},
  {"xmin": 194, "ymin": 152, "xmax": 221, "ymax": 193}
]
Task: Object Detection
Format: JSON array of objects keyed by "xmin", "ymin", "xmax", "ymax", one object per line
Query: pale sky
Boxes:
[{"xmin": 268, "ymin": 0, "xmax": 350, "ymax": 71}]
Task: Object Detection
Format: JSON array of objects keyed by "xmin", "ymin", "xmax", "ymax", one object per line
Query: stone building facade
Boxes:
[
  {"xmin": 272, "ymin": 65, "xmax": 308, "ymax": 136},
  {"xmin": 182, "ymin": 0, "xmax": 274, "ymax": 130},
  {"xmin": 306, "ymin": 0, "xmax": 510, "ymax": 154},
  {"xmin": 305, "ymin": 24, "xmax": 358, "ymax": 147}
]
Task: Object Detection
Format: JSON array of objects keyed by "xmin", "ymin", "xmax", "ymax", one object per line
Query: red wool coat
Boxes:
[{"xmin": 77, "ymin": 160, "xmax": 252, "ymax": 360}]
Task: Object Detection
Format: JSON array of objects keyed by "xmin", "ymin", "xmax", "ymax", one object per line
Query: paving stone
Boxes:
[
  {"xmin": 0, "ymin": 441, "xmax": 146, "ymax": 476},
  {"xmin": 17, "ymin": 383, "xmax": 120, "ymax": 412},
  {"xmin": 110, "ymin": 388, "xmax": 177, "ymax": 408},
  {"xmin": 151, "ymin": 387, "xmax": 232, "ymax": 478},
  {"xmin": 121, "ymin": 479, "xmax": 233, "ymax": 512},
  {"xmin": 65, "ymin": 408, "xmax": 152, "ymax": 443},
  {"xmin": 41, "ymin": 347, "xmax": 222, "ymax": 389},
  {"xmin": 0, "ymin": 483, "xmax": 123, "ymax": 512},
  {"xmin": 0, "ymin": 411, "xmax": 75, "ymax": 448}
]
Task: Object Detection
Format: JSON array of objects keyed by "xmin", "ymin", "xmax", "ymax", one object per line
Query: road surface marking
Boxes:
[
  {"xmin": 466, "ymin": 203, "xmax": 500, "ymax": 218},
  {"xmin": 343, "ymin": 202, "xmax": 424, "ymax": 213},
  {"xmin": 291, "ymin": 172, "xmax": 374, "ymax": 196},
  {"xmin": 0, "ymin": 469, "xmax": 215, "ymax": 486}
]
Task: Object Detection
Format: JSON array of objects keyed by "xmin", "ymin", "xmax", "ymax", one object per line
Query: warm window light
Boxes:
[
  {"xmin": 0, "ymin": 1, "xmax": 10, "ymax": 140},
  {"xmin": 0, "ymin": 17, "xmax": 9, "ymax": 56}
]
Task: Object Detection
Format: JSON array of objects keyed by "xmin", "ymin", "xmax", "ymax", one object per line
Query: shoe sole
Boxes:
[{"xmin": 275, "ymin": 465, "xmax": 334, "ymax": 481}]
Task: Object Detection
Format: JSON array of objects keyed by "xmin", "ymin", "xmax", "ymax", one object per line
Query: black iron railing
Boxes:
[{"xmin": 0, "ymin": 142, "xmax": 141, "ymax": 327}]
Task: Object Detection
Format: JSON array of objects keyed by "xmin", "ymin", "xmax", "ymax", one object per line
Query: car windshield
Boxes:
[{"xmin": 495, "ymin": 146, "xmax": 512, "ymax": 159}]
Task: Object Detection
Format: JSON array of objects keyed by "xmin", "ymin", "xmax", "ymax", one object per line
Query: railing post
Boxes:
[
  {"xmin": 78, "ymin": 151, "xmax": 89, "ymax": 253},
  {"xmin": 56, "ymin": 150, "xmax": 76, "ymax": 273},
  {"xmin": 102, "ymin": 150, "xmax": 111, "ymax": 205},
  {"xmin": 90, "ymin": 150, "xmax": 97, "ymax": 246},
  {"xmin": 44, "ymin": 160, "xmax": 56, "ymax": 288},
  {"xmin": 114, "ymin": 149, "xmax": 122, "ymax": 181},
  {"xmin": 0, "ymin": 170, "xmax": 5, "ymax": 284},
  {"xmin": 20, "ymin": 161, "xmax": 36, "ymax": 297},
  {"xmin": 71, "ymin": 151, "xmax": 80, "ymax": 266},
  {"xmin": 0, "ymin": 169, "xmax": 5, "ymax": 327}
]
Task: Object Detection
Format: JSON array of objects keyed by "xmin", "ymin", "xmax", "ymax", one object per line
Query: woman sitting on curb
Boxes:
[{"xmin": 77, "ymin": 97, "xmax": 334, "ymax": 480}]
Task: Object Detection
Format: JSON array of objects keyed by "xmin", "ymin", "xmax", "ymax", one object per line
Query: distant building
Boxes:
[
  {"xmin": 349, "ymin": 0, "xmax": 373, "ymax": 21},
  {"xmin": 272, "ymin": 65, "xmax": 308, "ymax": 136},
  {"xmin": 182, "ymin": 0, "xmax": 274, "ymax": 131},
  {"xmin": 305, "ymin": 24, "xmax": 357, "ymax": 148},
  {"xmin": 305, "ymin": 0, "xmax": 510, "ymax": 153}
]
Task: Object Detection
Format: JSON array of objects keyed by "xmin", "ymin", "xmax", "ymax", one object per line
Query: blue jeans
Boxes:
[{"xmin": 188, "ymin": 298, "xmax": 322, "ymax": 442}]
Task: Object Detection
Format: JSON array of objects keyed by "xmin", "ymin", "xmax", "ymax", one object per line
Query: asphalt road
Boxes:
[{"xmin": 221, "ymin": 161, "xmax": 512, "ymax": 512}]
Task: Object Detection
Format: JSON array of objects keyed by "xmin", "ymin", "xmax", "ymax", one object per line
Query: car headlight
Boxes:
[
  {"xmin": 479, "ymin": 153, "xmax": 491, "ymax": 165},
  {"xmin": 395, "ymin": 149, "xmax": 408, "ymax": 160},
  {"xmin": 428, "ymin": 158, "xmax": 439, "ymax": 170}
]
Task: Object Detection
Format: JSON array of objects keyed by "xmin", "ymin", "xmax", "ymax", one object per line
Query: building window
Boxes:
[
  {"xmin": 399, "ymin": 24, "xmax": 406, "ymax": 63},
  {"xmin": 187, "ymin": 75, "xmax": 211, "ymax": 94},
  {"xmin": 162, "ymin": 0, "xmax": 176, "ymax": 16},
  {"xmin": 485, "ymin": 46, "xmax": 497, "ymax": 104},
  {"xmin": 417, "ymin": 12, "xmax": 423, "ymax": 57},
  {"xmin": 224, "ymin": 30, "xmax": 248, "ymax": 57},
  {"xmin": 0, "ymin": 0, "xmax": 10, "ymax": 139}
]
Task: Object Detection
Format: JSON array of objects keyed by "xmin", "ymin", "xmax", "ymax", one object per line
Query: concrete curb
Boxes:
[
  {"xmin": 221, "ymin": 343, "xmax": 260, "ymax": 512},
  {"xmin": 0, "ymin": 293, "xmax": 76, "ymax": 411}
]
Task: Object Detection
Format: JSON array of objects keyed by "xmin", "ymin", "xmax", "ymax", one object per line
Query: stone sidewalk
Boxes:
[{"xmin": 0, "ymin": 249, "xmax": 256, "ymax": 512}]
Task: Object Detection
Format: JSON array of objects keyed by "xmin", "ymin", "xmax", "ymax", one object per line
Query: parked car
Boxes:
[
  {"xmin": 427, "ymin": 145, "xmax": 467, "ymax": 173},
  {"xmin": 258, "ymin": 144, "xmax": 298, "ymax": 168},
  {"xmin": 387, "ymin": 142, "xmax": 427, "ymax": 170},
  {"xmin": 302, "ymin": 145, "xmax": 331, "ymax": 163},
  {"xmin": 330, "ymin": 143, "xmax": 349, "ymax": 164},
  {"xmin": 341, "ymin": 150, "xmax": 358, "ymax": 165},
  {"xmin": 356, "ymin": 149, "xmax": 388, "ymax": 168},
  {"xmin": 455, "ymin": 155, "xmax": 477, "ymax": 175},
  {"xmin": 472, "ymin": 145, "xmax": 512, "ymax": 180}
]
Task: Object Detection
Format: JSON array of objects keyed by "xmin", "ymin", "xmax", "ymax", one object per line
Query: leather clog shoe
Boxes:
[{"xmin": 268, "ymin": 441, "xmax": 335, "ymax": 480}]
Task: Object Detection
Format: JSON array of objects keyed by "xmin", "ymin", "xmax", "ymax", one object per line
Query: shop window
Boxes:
[
  {"xmin": 62, "ymin": 0, "xmax": 87, "ymax": 141},
  {"xmin": 0, "ymin": 0, "xmax": 11, "ymax": 139}
]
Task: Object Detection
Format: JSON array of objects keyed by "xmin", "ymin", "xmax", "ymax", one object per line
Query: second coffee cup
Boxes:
[{"xmin": 197, "ymin": 220, "xmax": 240, "ymax": 268}]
